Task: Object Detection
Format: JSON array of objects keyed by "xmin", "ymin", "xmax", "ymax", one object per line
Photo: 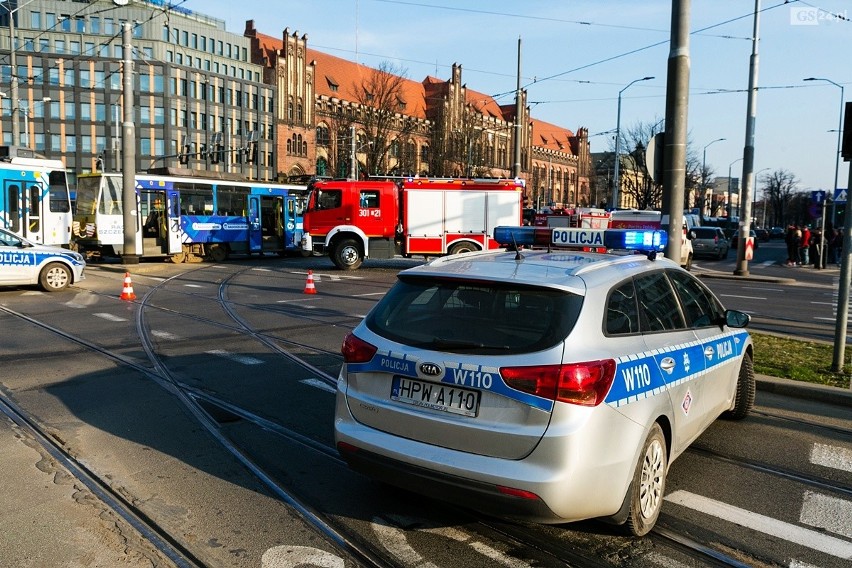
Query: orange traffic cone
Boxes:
[
  {"xmin": 303, "ymin": 270, "xmax": 317, "ymax": 294},
  {"xmin": 119, "ymin": 272, "xmax": 136, "ymax": 301}
]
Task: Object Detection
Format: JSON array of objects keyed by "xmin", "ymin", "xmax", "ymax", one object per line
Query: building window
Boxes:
[
  {"xmin": 45, "ymin": 13, "xmax": 56, "ymax": 29},
  {"xmin": 91, "ymin": 16, "xmax": 101, "ymax": 34},
  {"xmin": 316, "ymin": 125, "xmax": 330, "ymax": 146},
  {"xmin": 30, "ymin": 12, "xmax": 41, "ymax": 29}
]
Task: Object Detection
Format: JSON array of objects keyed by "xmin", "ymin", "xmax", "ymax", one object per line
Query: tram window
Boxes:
[
  {"xmin": 7, "ymin": 185, "xmax": 20, "ymax": 233},
  {"xmin": 29, "ymin": 186, "xmax": 41, "ymax": 233},
  {"xmin": 176, "ymin": 183, "xmax": 213, "ymax": 215},
  {"xmin": 74, "ymin": 176, "xmax": 100, "ymax": 215},
  {"xmin": 216, "ymin": 185, "xmax": 249, "ymax": 215},
  {"xmin": 48, "ymin": 171, "xmax": 71, "ymax": 213},
  {"xmin": 99, "ymin": 177, "xmax": 123, "ymax": 215}
]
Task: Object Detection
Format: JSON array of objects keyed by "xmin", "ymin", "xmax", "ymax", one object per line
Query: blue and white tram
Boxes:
[
  {"xmin": 72, "ymin": 169, "xmax": 308, "ymax": 263},
  {"xmin": 0, "ymin": 146, "xmax": 73, "ymax": 246}
]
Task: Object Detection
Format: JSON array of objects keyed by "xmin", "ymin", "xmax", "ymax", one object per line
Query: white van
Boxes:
[{"xmin": 610, "ymin": 210, "xmax": 694, "ymax": 270}]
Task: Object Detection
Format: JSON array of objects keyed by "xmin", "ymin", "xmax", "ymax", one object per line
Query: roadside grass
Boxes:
[{"xmin": 752, "ymin": 332, "xmax": 851, "ymax": 389}]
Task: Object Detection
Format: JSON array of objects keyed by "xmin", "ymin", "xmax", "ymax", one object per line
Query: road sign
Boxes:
[
  {"xmin": 834, "ymin": 188, "xmax": 847, "ymax": 204},
  {"xmin": 745, "ymin": 237, "xmax": 754, "ymax": 261},
  {"xmin": 812, "ymin": 190, "xmax": 827, "ymax": 203}
]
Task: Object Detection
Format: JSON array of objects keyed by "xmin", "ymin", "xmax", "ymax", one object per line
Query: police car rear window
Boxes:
[{"xmin": 366, "ymin": 277, "xmax": 583, "ymax": 354}]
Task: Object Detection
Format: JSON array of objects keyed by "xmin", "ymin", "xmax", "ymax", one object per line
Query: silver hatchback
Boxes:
[
  {"xmin": 692, "ymin": 227, "xmax": 730, "ymax": 260},
  {"xmin": 334, "ymin": 227, "xmax": 754, "ymax": 536}
]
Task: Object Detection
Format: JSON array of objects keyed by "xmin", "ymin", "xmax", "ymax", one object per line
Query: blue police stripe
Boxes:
[{"xmin": 347, "ymin": 331, "xmax": 749, "ymax": 413}]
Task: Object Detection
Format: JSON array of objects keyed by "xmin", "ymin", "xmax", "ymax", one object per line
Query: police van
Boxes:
[
  {"xmin": 0, "ymin": 227, "xmax": 86, "ymax": 291},
  {"xmin": 334, "ymin": 225, "xmax": 753, "ymax": 536}
]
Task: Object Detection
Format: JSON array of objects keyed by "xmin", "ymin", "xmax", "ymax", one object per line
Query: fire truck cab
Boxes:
[{"xmin": 301, "ymin": 178, "xmax": 524, "ymax": 270}]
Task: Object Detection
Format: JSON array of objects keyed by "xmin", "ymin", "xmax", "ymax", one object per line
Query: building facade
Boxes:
[
  {"xmin": 1, "ymin": 1, "xmax": 591, "ymax": 206},
  {"xmin": 0, "ymin": 0, "xmax": 276, "ymax": 187}
]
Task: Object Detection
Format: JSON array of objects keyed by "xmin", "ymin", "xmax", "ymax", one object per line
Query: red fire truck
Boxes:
[{"xmin": 301, "ymin": 177, "xmax": 524, "ymax": 269}]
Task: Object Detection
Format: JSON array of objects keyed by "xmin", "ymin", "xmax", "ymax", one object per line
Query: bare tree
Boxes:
[
  {"xmin": 761, "ymin": 169, "xmax": 800, "ymax": 227},
  {"xmin": 610, "ymin": 120, "xmax": 664, "ymax": 209},
  {"xmin": 353, "ymin": 61, "xmax": 419, "ymax": 176}
]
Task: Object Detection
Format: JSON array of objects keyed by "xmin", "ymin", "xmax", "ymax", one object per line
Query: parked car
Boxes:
[
  {"xmin": 691, "ymin": 227, "xmax": 730, "ymax": 260},
  {"xmin": 0, "ymin": 228, "xmax": 86, "ymax": 291},
  {"xmin": 770, "ymin": 227, "xmax": 785, "ymax": 239},
  {"xmin": 755, "ymin": 229, "xmax": 770, "ymax": 242},
  {"xmin": 730, "ymin": 230, "xmax": 759, "ymax": 251}
]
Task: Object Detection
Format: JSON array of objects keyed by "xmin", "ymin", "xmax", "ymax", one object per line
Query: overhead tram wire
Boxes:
[{"xmin": 488, "ymin": 0, "xmax": 804, "ymax": 101}]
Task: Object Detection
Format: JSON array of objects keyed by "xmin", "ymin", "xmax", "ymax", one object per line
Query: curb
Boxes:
[{"xmin": 756, "ymin": 374, "xmax": 852, "ymax": 408}]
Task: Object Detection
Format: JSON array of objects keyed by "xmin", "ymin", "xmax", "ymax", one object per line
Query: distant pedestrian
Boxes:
[
  {"xmin": 829, "ymin": 228, "xmax": 842, "ymax": 265},
  {"xmin": 810, "ymin": 228, "xmax": 824, "ymax": 269},
  {"xmin": 799, "ymin": 225, "xmax": 810, "ymax": 266},
  {"xmin": 785, "ymin": 225, "xmax": 800, "ymax": 266}
]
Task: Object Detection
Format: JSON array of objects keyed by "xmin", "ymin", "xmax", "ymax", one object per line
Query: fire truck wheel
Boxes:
[
  {"xmin": 332, "ymin": 239, "xmax": 363, "ymax": 270},
  {"xmin": 448, "ymin": 242, "xmax": 478, "ymax": 255}
]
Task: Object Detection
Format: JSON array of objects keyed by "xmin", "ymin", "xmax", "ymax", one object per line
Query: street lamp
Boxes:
[
  {"xmin": 728, "ymin": 157, "xmax": 743, "ymax": 225},
  {"xmin": 612, "ymin": 76, "xmax": 654, "ymax": 209},
  {"xmin": 803, "ymin": 77, "xmax": 844, "ymax": 224},
  {"xmin": 701, "ymin": 138, "xmax": 725, "ymax": 216}
]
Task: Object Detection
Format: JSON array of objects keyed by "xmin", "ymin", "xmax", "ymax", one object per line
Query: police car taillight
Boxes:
[
  {"xmin": 342, "ymin": 332, "xmax": 377, "ymax": 363},
  {"xmin": 501, "ymin": 359, "xmax": 616, "ymax": 406},
  {"xmin": 493, "ymin": 227, "xmax": 667, "ymax": 253}
]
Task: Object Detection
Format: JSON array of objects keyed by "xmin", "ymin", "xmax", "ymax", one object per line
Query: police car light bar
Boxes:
[{"xmin": 493, "ymin": 227, "xmax": 667, "ymax": 252}]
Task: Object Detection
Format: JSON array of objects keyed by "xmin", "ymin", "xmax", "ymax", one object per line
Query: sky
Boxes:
[{"xmin": 180, "ymin": 0, "xmax": 850, "ymax": 194}]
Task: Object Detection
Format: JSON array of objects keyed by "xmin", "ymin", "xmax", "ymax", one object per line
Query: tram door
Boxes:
[
  {"xmin": 260, "ymin": 195, "xmax": 284, "ymax": 250},
  {"xmin": 3, "ymin": 180, "xmax": 44, "ymax": 243},
  {"xmin": 165, "ymin": 189, "xmax": 183, "ymax": 254},
  {"xmin": 247, "ymin": 196, "xmax": 262, "ymax": 252},
  {"xmin": 140, "ymin": 190, "xmax": 168, "ymax": 253}
]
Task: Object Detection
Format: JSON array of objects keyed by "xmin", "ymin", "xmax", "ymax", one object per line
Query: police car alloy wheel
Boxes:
[
  {"xmin": 625, "ymin": 423, "xmax": 667, "ymax": 536},
  {"xmin": 40, "ymin": 262, "xmax": 72, "ymax": 291}
]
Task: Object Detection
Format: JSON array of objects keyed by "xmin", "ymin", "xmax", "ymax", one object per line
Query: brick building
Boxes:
[{"xmin": 245, "ymin": 22, "xmax": 591, "ymax": 208}]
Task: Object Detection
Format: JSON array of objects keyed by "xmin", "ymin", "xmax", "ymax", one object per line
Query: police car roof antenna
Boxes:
[{"xmin": 509, "ymin": 232, "xmax": 524, "ymax": 261}]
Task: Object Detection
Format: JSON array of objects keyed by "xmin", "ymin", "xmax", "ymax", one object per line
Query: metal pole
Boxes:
[
  {"xmin": 804, "ymin": 78, "xmax": 844, "ymax": 226},
  {"xmin": 121, "ymin": 22, "xmax": 139, "ymax": 264},
  {"xmin": 349, "ymin": 124, "xmax": 356, "ymax": 180},
  {"xmin": 613, "ymin": 76, "xmax": 654, "ymax": 209},
  {"xmin": 662, "ymin": 0, "xmax": 690, "ymax": 265},
  {"xmin": 512, "ymin": 36, "xmax": 522, "ymax": 178},
  {"xmin": 728, "ymin": 158, "xmax": 742, "ymax": 227},
  {"xmin": 833, "ymin": 158, "xmax": 852, "ymax": 374},
  {"xmin": 734, "ymin": 0, "xmax": 761, "ymax": 277}
]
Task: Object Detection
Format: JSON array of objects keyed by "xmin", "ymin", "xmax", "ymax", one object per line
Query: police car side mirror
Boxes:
[
  {"xmin": 686, "ymin": 230, "xmax": 696, "ymax": 240},
  {"xmin": 724, "ymin": 309, "xmax": 750, "ymax": 329}
]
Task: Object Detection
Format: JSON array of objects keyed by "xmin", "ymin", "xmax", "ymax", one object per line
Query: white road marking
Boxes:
[
  {"xmin": 150, "ymin": 330, "xmax": 181, "ymax": 341},
  {"xmin": 799, "ymin": 491, "xmax": 852, "ymax": 539},
  {"xmin": 789, "ymin": 561, "xmax": 822, "ymax": 568},
  {"xmin": 93, "ymin": 312, "xmax": 127, "ymax": 322},
  {"xmin": 382, "ymin": 515, "xmax": 532, "ymax": 567},
  {"xmin": 252, "ymin": 268, "xmax": 272, "ymax": 272},
  {"xmin": 277, "ymin": 298, "xmax": 318, "ymax": 303},
  {"xmin": 665, "ymin": 490, "xmax": 852, "ymax": 559},
  {"xmin": 205, "ymin": 349, "xmax": 263, "ymax": 365},
  {"xmin": 371, "ymin": 517, "xmax": 439, "ymax": 568},
  {"xmin": 261, "ymin": 545, "xmax": 344, "ymax": 568},
  {"xmin": 300, "ymin": 378, "xmax": 335, "ymax": 394},
  {"xmin": 354, "ymin": 292, "xmax": 387, "ymax": 297},
  {"xmin": 719, "ymin": 294, "xmax": 767, "ymax": 300},
  {"xmin": 184, "ymin": 284, "xmax": 204, "ymax": 288},
  {"xmin": 744, "ymin": 286, "xmax": 784, "ymax": 292},
  {"xmin": 810, "ymin": 443, "xmax": 852, "ymax": 473}
]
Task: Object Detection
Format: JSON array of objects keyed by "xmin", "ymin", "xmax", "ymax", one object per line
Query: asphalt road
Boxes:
[{"xmin": 0, "ymin": 253, "xmax": 850, "ymax": 568}]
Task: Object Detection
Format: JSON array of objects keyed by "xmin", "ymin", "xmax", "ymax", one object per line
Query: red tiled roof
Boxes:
[{"xmin": 531, "ymin": 118, "xmax": 577, "ymax": 154}]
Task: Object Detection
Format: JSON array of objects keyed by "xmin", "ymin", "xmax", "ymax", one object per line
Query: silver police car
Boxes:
[
  {"xmin": 334, "ymin": 226, "xmax": 754, "ymax": 536},
  {"xmin": 0, "ymin": 227, "xmax": 86, "ymax": 292}
]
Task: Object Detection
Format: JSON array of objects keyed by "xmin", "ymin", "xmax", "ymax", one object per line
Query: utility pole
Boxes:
[
  {"xmin": 662, "ymin": 0, "xmax": 690, "ymax": 265},
  {"xmin": 121, "ymin": 22, "xmax": 139, "ymax": 264},
  {"xmin": 832, "ymin": 101, "xmax": 852, "ymax": 378},
  {"xmin": 734, "ymin": 0, "xmax": 761, "ymax": 277}
]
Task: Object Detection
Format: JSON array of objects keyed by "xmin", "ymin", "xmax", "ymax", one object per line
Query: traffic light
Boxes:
[{"xmin": 179, "ymin": 142, "xmax": 191, "ymax": 165}]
